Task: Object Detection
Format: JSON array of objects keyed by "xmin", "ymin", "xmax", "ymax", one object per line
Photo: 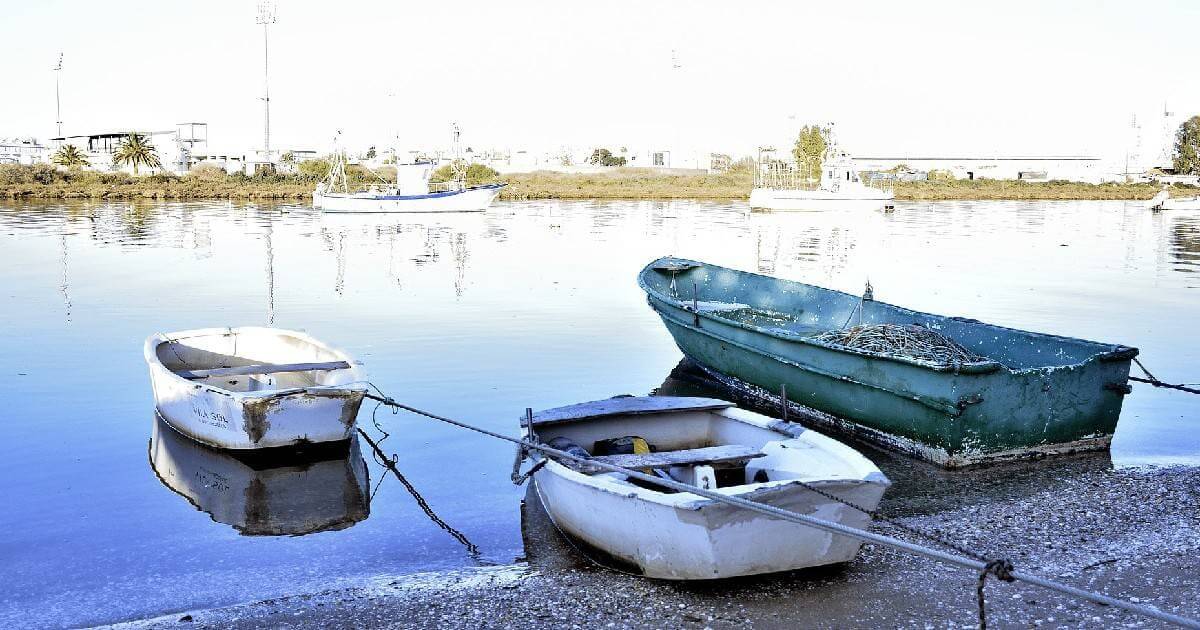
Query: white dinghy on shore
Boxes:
[
  {"xmin": 145, "ymin": 327, "xmax": 367, "ymax": 450},
  {"xmin": 524, "ymin": 396, "xmax": 890, "ymax": 580}
]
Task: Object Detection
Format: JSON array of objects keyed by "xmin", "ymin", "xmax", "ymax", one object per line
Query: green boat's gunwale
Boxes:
[{"xmin": 638, "ymin": 257, "xmax": 1138, "ymax": 375}]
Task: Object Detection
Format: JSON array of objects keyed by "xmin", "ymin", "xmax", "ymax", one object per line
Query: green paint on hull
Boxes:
[{"xmin": 638, "ymin": 257, "xmax": 1137, "ymax": 468}]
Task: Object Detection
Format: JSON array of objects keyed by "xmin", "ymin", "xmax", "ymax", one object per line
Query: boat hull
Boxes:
[
  {"xmin": 314, "ymin": 183, "xmax": 505, "ymax": 213},
  {"xmin": 749, "ymin": 187, "xmax": 894, "ymax": 212},
  {"xmin": 1157, "ymin": 196, "xmax": 1200, "ymax": 211},
  {"xmin": 533, "ymin": 463, "xmax": 886, "ymax": 579},
  {"xmin": 638, "ymin": 258, "xmax": 1136, "ymax": 468},
  {"xmin": 145, "ymin": 328, "xmax": 367, "ymax": 450}
]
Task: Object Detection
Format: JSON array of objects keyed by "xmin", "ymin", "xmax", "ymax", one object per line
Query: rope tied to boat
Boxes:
[
  {"xmin": 355, "ymin": 385, "xmax": 481, "ymax": 558},
  {"xmin": 977, "ymin": 559, "xmax": 1016, "ymax": 630},
  {"xmin": 1130, "ymin": 358, "xmax": 1200, "ymax": 396},
  {"xmin": 359, "ymin": 390, "xmax": 1200, "ymax": 629}
]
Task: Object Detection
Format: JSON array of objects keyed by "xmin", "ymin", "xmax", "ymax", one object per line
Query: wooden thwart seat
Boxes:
[
  {"xmin": 577, "ymin": 444, "xmax": 764, "ymax": 473},
  {"xmin": 177, "ymin": 360, "xmax": 351, "ymax": 380}
]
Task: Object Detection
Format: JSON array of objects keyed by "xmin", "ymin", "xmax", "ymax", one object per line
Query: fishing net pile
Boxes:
[{"xmin": 812, "ymin": 323, "xmax": 991, "ymax": 366}]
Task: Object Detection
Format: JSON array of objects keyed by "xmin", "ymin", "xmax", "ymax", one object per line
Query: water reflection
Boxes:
[
  {"xmin": 2, "ymin": 198, "xmax": 1199, "ymax": 629},
  {"xmin": 1171, "ymin": 216, "xmax": 1200, "ymax": 281},
  {"xmin": 148, "ymin": 416, "xmax": 370, "ymax": 536}
]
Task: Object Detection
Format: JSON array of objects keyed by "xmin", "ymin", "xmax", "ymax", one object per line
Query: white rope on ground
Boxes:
[{"xmin": 362, "ymin": 392, "xmax": 1200, "ymax": 629}]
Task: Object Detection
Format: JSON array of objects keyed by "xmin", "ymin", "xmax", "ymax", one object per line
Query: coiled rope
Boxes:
[{"xmin": 361, "ymin": 391, "xmax": 1200, "ymax": 629}]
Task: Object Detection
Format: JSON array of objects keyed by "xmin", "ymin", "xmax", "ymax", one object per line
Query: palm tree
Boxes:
[
  {"xmin": 112, "ymin": 133, "xmax": 162, "ymax": 175},
  {"xmin": 52, "ymin": 144, "xmax": 89, "ymax": 169}
]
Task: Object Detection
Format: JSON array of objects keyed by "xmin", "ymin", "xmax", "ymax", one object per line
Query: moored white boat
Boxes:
[
  {"xmin": 750, "ymin": 125, "xmax": 894, "ymax": 212},
  {"xmin": 1148, "ymin": 189, "xmax": 1200, "ymax": 211},
  {"xmin": 749, "ymin": 182, "xmax": 895, "ymax": 212},
  {"xmin": 144, "ymin": 327, "xmax": 367, "ymax": 450},
  {"xmin": 313, "ymin": 126, "xmax": 506, "ymax": 213},
  {"xmin": 523, "ymin": 396, "xmax": 890, "ymax": 580},
  {"xmin": 315, "ymin": 181, "xmax": 505, "ymax": 213}
]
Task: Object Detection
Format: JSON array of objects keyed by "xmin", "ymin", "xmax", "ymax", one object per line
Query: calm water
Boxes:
[{"xmin": 0, "ymin": 199, "xmax": 1197, "ymax": 627}]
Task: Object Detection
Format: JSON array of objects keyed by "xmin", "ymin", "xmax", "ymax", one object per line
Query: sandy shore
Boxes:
[{"xmin": 111, "ymin": 454, "xmax": 1199, "ymax": 629}]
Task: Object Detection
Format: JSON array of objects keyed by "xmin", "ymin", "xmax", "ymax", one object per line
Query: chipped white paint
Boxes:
[
  {"xmin": 144, "ymin": 327, "xmax": 367, "ymax": 449},
  {"xmin": 527, "ymin": 397, "xmax": 890, "ymax": 580}
]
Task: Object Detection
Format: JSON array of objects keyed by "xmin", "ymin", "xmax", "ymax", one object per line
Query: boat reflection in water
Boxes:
[{"xmin": 149, "ymin": 415, "xmax": 370, "ymax": 536}]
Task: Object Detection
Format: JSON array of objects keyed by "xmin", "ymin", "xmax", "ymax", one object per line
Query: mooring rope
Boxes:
[
  {"xmin": 1131, "ymin": 358, "xmax": 1200, "ymax": 395},
  {"xmin": 355, "ymin": 424, "xmax": 481, "ymax": 558},
  {"xmin": 361, "ymin": 391, "xmax": 1200, "ymax": 629}
]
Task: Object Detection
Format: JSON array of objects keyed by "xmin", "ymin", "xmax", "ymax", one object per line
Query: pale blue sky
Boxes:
[{"xmin": 2, "ymin": 0, "xmax": 1197, "ymax": 162}]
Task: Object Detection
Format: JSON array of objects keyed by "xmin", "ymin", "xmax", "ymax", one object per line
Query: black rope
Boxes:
[
  {"xmin": 511, "ymin": 458, "xmax": 547, "ymax": 486},
  {"xmin": 977, "ymin": 559, "xmax": 1016, "ymax": 629},
  {"xmin": 355, "ymin": 426, "xmax": 481, "ymax": 558},
  {"xmin": 1129, "ymin": 375, "xmax": 1200, "ymax": 395}
]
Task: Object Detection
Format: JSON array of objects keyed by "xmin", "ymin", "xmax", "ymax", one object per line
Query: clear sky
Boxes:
[{"xmin": 2, "ymin": 0, "xmax": 1197, "ymax": 163}]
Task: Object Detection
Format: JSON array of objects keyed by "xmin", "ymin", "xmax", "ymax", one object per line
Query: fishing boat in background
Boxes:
[
  {"xmin": 1148, "ymin": 187, "xmax": 1200, "ymax": 211},
  {"xmin": 522, "ymin": 395, "xmax": 889, "ymax": 579},
  {"xmin": 749, "ymin": 127, "xmax": 894, "ymax": 212},
  {"xmin": 149, "ymin": 415, "xmax": 370, "ymax": 535},
  {"xmin": 313, "ymin": 125, "xmax": 505, "ymax": 213},
  {"xmin": 638, "ymin": 257, "xmax": 1139, "ymax": 468},
  {"xmin": 144, "ymin": 327, "xmax": 366, "ymax": 450}
]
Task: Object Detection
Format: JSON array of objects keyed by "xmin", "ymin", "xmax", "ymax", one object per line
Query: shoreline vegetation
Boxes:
[{"xmin": 2, "ymin": 163, "xmax": 1194, "ymax": 203}]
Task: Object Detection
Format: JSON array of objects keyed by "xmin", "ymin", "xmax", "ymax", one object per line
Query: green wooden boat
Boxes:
[{"xmin": 638, "ymin": 257, "xmax": 1138, "ymax": 468}]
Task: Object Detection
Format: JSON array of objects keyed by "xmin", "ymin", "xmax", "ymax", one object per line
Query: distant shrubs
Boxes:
[
  {"xmin": 587, "ymin": 148, "xmax": 627, "ymax": 167},
  {"xmin": 430, "ymin": 162, "xmax": 502, "ymax": 186},
  {"xmin": 187, "ymin": 163, "xmax": 227, "ymax": 180},
  {"xmin": 0, "ymin": 163, "xmax": 66, "ymax": 185},
  {"xmin": 926, "ymin": 169, "xmax": 955, "ymax": 182},
  {"xmin": 297, "ymin": 158, "xmax": 332, "ymax": 182}
]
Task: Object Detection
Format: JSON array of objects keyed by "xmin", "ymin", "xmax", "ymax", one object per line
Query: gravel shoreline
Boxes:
[{"xmin": 113, "ymin": 459, "xmax": 1200, "ymax": 629}]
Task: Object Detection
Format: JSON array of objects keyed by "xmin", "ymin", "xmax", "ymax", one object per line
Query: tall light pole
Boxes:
[
  {"xmin": 256, "ymin": 1, "xmax": 276, "ymax": 159},
  {"xmin": 53, "ymin": 53, "xmax": 63, "ymax": 137}
]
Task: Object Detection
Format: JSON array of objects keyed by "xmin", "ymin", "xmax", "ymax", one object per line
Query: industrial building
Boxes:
[{"xmin": 851, "ymin": 155, "xmax": 1106, "ymax": 183}]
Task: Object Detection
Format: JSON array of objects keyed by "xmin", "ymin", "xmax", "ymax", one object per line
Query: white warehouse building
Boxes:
[
  {"xmin": 50, "ymin": 123, "xmax": 209, "ymax": 174},
  {"xmin": 850, "ymin": 155, "xmax": 1106, "ymax": 183}
]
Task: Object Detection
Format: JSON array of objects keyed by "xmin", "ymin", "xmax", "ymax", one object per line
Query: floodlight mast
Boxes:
[
  {"xmin": 256, "ymin": 1, "xmax": 277, "ymax": 158},
  {"xmin": 54, "ymin": 53, "xmax": 63, "ymax": 137}
]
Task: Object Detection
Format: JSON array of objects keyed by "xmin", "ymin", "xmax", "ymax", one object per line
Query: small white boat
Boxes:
[
  {"xmin": 750, "ymin": 127, "xmax": 894, "ymax": 212},
  {"xmin": 524, "ymin": 396, "xmax": 890, "ymax": 580},
  {"xmin": 144, "ymin": 327, "xmax": 367, "ymax": 450},
  {"xmin": 313, "ymin": 126, "xmax": 505, "ymax": 213},
  {"xmin": 314, "ymin": 179, "xmax": 506, "ymax": 213},
  {"xmin": 1148, "ymin": 188, "xmax": 1200, "ymax": 211},
  {"xmin": 749, "ymin": 181, "xmax": 896, "ymax": 212},
  {"xmin": 149, "ymin": 415, "xmax": 370, "ymax": 535}
]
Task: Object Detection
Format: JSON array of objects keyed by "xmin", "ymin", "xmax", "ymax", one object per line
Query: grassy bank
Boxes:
[
  {"xmin": 894, "ymin": 179, "xmax": 1180, "ymax": 201},
  {"xmin": 2, "ymin": 163, "xmax": 1193, "ymax": 202},
  {"xmin": 498, "ymin": 169, "xmax": 753, "ymax": 200}
]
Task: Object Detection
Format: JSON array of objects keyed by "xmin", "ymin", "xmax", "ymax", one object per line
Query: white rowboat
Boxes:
[
  {"xmin": 524, "ymin": 396, "xmax": 890, "ymax": 580},
  {"xmin": 144, "ymin": 327, "xmax": 367, "ymax": 450}
]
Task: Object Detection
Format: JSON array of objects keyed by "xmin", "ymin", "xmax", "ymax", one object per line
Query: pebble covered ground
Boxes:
[{"xmin": 115, "ymin": 457, "xmax": 1200, "ymax": 629}]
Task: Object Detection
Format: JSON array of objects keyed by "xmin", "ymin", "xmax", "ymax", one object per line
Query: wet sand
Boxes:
[{"xmin": 113, "ymin": 455, "xmax": 1200, "ymax": 629}]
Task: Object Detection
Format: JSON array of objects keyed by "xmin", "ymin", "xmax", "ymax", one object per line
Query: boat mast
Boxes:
[{"xmin": 450, "ymin": 122, "xmax": 466, "ymax": 185}]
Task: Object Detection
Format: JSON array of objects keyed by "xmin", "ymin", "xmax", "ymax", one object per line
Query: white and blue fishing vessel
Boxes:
[{"xmin": 313, "ymin": 127, "xmax": 505, "ymax": 213}]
